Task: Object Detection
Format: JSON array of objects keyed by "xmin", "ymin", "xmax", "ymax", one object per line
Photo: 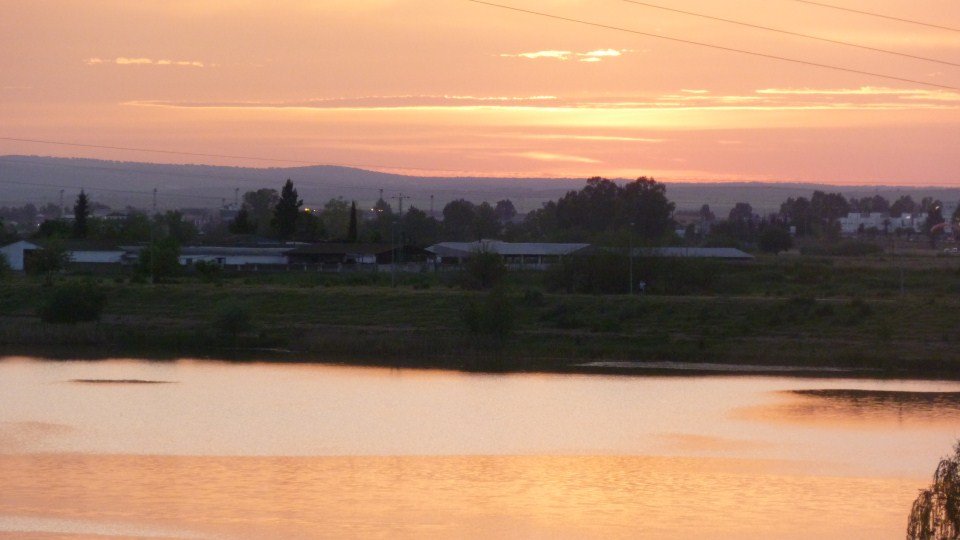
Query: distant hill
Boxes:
[{"xmin": 1, "ymin": 155, "xmax": 958, "ymax": 215}]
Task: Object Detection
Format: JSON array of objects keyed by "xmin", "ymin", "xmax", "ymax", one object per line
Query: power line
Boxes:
[
  {"xmin": 464, "ymin": 0, "xmax": 960, "ymax": 91},
  {"xmin": 621, "ymin": 0, "xmax": 960, "ymax": 68},
  {"xmin": 788, "ymin": 0, "xmax": 960, "ymax": 34}
]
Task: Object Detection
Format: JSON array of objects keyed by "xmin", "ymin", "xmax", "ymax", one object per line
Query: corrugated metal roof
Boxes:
[
  {"xmin": 427, "ymin": 240, "xmax": 591, "ymax": 257},
  {"xmin": 285, "ymin": 243, "xmax": 397, "ymax": 255},
  {"xmin": 633, "ymin": 247, "xmax": 753, "ymax": 259},
  {"xmin": 120, "ymin": 245, "xmax": 293, "ymax": 256}
]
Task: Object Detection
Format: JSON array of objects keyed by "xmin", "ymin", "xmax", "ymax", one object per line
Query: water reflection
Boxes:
[
  {"xmin": 0, "ymin": 454, "xmax": 920, "ymax": 540},
  {"xmin": 3, "ymin": 357, "xmax": 960, "ymax": 538},
  {"xmin": 740, "ymin": 389, "xmax": 960, "ymax": 429}
]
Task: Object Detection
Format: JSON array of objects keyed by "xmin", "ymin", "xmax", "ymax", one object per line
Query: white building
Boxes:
[
  {"xmin": 175, "ymin": 246, "xmax": 291, "ymax": 267},
  {"xmin": 0, "ymin": 240, "xmax": 41, "ymax": 271},
  {"xmin": 839, "ymin": 213, "xmax": 928, "ymax": 235},
  {"xmin": 427, "ymin": 240, "xmax": 591, "ymax": 269},
  {"xmin": 632, "ymin": 247, "xmax": 753, "ymax": 260}
]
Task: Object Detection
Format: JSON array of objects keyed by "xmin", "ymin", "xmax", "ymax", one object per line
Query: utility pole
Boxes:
[{"xmin": 391, "ymin": 194, "xmax": 407, "ymax": 218}]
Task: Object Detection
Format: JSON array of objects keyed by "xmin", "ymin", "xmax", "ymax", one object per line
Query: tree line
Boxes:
[{"xmin": 4, "ymin": 178, "xmax": 959, "ymax": 253}]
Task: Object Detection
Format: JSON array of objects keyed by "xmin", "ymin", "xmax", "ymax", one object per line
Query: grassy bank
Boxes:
[{"xmin": 2, "ymin": 253, "xmax": 959, "ymax": 376}]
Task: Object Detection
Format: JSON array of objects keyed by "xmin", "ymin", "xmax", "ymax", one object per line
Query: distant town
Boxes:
[{"xmin": 1, "ymin": 170, "xmax": 958, "ymax": 276}]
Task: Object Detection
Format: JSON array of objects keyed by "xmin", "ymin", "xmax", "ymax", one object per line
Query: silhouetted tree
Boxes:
[
  {"xmin": 295, "ymin": 210, "xmax": 325, "ymax": 242},
  {"xmin": 35, "ymin": 219, "xmax": 71, "ymax": 239},
  {"xmin": 272, "ymin": 179, "xmax": 302, "ymax": 241},
  {"xmin": 156, "ymin": 211, "xmax": 198, "ymax": 244},
  {"xmin": 443, "ymin": 199, "xmax": 477, "ymax": 241},
  {"xmin": 722, "ymin": 202, "xmax": 757, "ymax": 242},
  {"xmin": 621, "ymin": 177, "xmax": 675, "ymax": 242},
  {"xmin": 925, "ymin": 202, "xmax": 946, "ymax": 247},
  {"xmin": 698, "ymin": 204, "xmax": 716, "ymax": 222},
  {"xmin": 321, "ymin": 198, "xmax": 351, "ymax": 240},
  {"xmin": 494, "ymin": 199, "xmax": 517, "ymax": 223},
  {"xmin": 728, "ymin": 202, "xmax": 754, "ymax": 223},
  {"xmin": 400, "ymin": 206, "xmax": 440, "ymax": 247},
  {"xmin": 780, "ymin": 197, "xmax": 813, "ymax": 236},
  {"xmin": 890, "ymin": 195, "xmax": 917, "ymax": 218},
  {"xmin": 242, "ymin": 188, "xmax": 279, "ymax": 237},
  {"xmin": 72, "ymin": 190, "xmax": 90, "ymax": 239},
  {"xmin": 475, "ymin": 202, "xmax": 501, "ymax": 239},
  {"xmin": 850, "ymin": 195, "xmax": 889, "ymax": 214},
  {"xmin": 367, "ymin": 198, "xmax": 395, "ymax": 242},
  {"xmin": 759, "ymin": 227, "xmax": 793, "ymax": 254},
  {"xmin": 229, "ymin": 207, "xmax": 257, "ymax": 235},
  {"xmin": 347, "ymin": 201, "xmax": 358, "ymax": 242}
]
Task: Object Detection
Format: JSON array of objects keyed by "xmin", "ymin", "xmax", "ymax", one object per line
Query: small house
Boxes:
[{"xmin": 0, "ymin": 240, "xmax": 41, "ymax": 271}]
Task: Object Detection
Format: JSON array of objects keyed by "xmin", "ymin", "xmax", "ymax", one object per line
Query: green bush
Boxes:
[
  {"xmin": 137, "ymin": 238, "xmax": 181, "ymax": 282},
  {"xmin": 540, "ymin": 302, "xmax": 585, "ymax": 329},
  {"xmin": 38, "ymin": 281, "xmax": 107, "ymax": 324},
  {"xmin": 213, "ymin": 301, "xmax": 253, "ymax": 340},
  {"xmin": 521, "ymin": 288, "xmax": 546, "ymax": 307},
  {"xmin": 461, "ymin": 288, "xmax": 515, "ymax": 342},
  {"xmin": 461, "ymin": 250, "xmax": 507, "ymax": 290},
  {"xmin": 759, "ymin": 227, "xmax": 793, "ymax": 254},
  {"xmin": 546, "ymin": 252, "xmax": 721, "ymax": 295},
  {"xmin": 800, "ymin": 240, "xmax": 883, "ymax": 257},
  {"xmin": 193, "ymin": 260, "xmax": 222, "ymax": 284}
]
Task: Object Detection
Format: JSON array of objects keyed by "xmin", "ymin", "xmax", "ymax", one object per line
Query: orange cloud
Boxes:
[{"xmin": 84, "ymin": 57, "xmax": 206, "ymax": 67}]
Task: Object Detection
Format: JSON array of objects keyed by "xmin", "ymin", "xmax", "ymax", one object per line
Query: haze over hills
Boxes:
[{"xmin": 1, "ymin": 155, "xmax": 958, "ymax": 215}]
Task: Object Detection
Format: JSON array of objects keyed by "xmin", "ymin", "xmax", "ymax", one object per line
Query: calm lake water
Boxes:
[{"xmin": 2, "ymin": 356, "xmax": 960, "ymax": 539}]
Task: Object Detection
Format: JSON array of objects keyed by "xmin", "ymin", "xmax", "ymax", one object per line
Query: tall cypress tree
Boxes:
[
  {"xmin": 348, "ymin": 201, "xmax": 358, "ymax": 242},
  {"xmin": 73, "ymin": 190, "xmax": 90, "ymax": 239},
  {"xmin": 272, "ymin": 179, "xmax": 302, "ymax": 241}
]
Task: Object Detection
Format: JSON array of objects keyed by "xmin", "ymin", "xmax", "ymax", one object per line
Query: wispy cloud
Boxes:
[
  {"xmin": 509, "ymin": 152, "xmax": 600, "ymax": 164},
  {"xmin": 127, "ymin": 95, "xmax": 561, "ymax": 109},
  {"xmin": 501, "ymin": 50, "xmax": 572, "ymax": 60},
  {"xmin": 500, "ymin": 48, "xmax": 631, "ymax": 62},
  {"xmin": 757, "ymin": 86, "xmax": 960, "ymax": 102},
  {"xmin": 126, "ymin": 89, "xmax": 960, "ymax": 116},
  {"xmin": 519, "ymin": 134, "xmax": 666, "ymax": 143},
  {"xmin": 85, "ymin": 57, "xmax": 206, "ymax": 67}
]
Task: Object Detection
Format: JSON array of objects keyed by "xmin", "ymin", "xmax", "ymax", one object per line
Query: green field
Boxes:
[{"xmin": 2, "ymin": 253, "xmax": 959, "ymax": 376}]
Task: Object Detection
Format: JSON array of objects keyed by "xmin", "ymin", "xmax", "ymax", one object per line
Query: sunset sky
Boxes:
[{"xmin": 2, "ymin": 0, "xmax": 959, "ymax": 184}]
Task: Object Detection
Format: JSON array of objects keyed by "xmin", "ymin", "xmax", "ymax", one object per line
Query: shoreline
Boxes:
[{"xmin": 4, "ymin": 345, "xmax": 959, "ymax": 381}]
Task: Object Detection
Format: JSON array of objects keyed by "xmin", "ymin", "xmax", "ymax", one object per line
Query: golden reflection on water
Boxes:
[
  {"xmin": 0, "ymin": 454, "xmax": 921, "ymax": 539},
  {"xmin": 4, "ymin": 359, "xmax": 960, "ymax": 538}
]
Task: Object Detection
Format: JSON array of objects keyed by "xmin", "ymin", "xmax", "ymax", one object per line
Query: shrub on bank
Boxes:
[
  {"xmin": 800, "ymin": 240, "xmax": 883, "ymax": 257},
  {"xmin": 38, "ymin": 281, "xmax": 107, "ymax": 324},
  {"xmin": 545, "ymin": 252, "xmax": 721, "ymax": 295},
  {"xmin": 461, "ymin": 287, "xmax": 515, "ymax": 343},
  {"xmin": 213, "ymin": 300, "xmax": 253, "ymax": 340},
  {"xmin": 461, "ymin": 250, "xmax": 507, "ymax": 290}
]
